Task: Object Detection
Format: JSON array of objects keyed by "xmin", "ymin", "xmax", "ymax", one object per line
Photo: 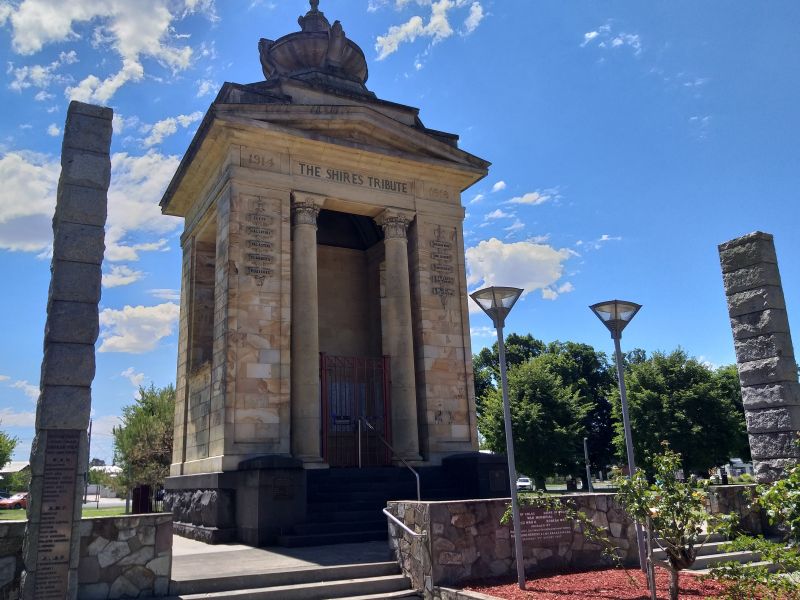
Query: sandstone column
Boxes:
[
  {"xmin": 290, "ymin": 193, "xmax": 325, "ymax": 465},
  {"xmin": 377, "ymin": 210, "xmax": 421, "ymax": 461},
  {"xmin": 719, "ymin": 231, "xmax": 800, "ymax": 482},
  {"xmin": 22, "ymin": 101, "xmax": 111, "ymax": 599}
]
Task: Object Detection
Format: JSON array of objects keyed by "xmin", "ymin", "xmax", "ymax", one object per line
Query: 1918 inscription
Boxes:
[{"xmin": 35, "ymin": 429, "xmax": 80, "ymax": 598}]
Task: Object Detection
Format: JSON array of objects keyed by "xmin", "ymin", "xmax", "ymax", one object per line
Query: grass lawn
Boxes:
[{"xmin": 0, "ymin": 506, "xmax": 127, "ymax": 522}]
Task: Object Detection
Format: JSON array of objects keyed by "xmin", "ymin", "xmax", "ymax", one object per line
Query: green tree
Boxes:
[
  {"xmin": 113, "ymin": 384, "xmax": 175, "ymax": 496},
  {"xmin": 479, "ymin": 356, "xmax": 592, "ymax": 490},
  {"xmin": 0, "ymin": 426, "xmax": 16, "ymax": 472},
  {"xmin": 613, "ymin": 350, "xmax": 748, "ymax": 474},
  {"xmin": 472, "ymin": 333, "xmax": 545, "ymax": 415}
]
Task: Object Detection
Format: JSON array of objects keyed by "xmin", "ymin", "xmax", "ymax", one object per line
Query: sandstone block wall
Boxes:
[{"xmin": 719, "ymin": 232, "xmax": 800, "ymax": 482}]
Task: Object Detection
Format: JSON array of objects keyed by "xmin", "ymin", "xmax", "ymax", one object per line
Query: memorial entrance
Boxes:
[{"xmin": 161, "ymin": 1, "xmax": 498, "ymax": 545}]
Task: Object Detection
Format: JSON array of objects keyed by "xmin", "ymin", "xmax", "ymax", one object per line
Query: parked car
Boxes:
[
  {"xmin": 0, "ymin": 493, "xmax": 29, "ymax": 510},
  {"xmin": 516, "ymin": 476, "xmax": 533, "ymax": 492}
]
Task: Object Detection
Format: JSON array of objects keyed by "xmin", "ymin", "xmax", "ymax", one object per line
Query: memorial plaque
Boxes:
[
  {"xmin": 517, "ymin": 507, "xmax": 573, "ymax": 545},
  {"xmin": 35, "ymin": 429, "xmax": 81, "ymax": 598}
]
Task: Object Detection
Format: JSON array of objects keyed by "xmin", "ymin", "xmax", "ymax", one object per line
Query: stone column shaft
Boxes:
[
  {"xmin": 378, "ymin": 211, "xmax": 421, "ymax": 461},
  {"xmin": 719, "ymin": 231, "xmax": 800, "ymax": 482},
  {"xmin": 22, "ymin": 101, "xmax": 111, "ymax": 600},
  {"xmin": 291, "ymin": 195, "xmax": 324, "ymax": 464}
]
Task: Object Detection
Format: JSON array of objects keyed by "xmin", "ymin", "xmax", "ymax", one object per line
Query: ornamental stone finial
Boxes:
[{"xmin": 310, "ymin": 0, "xmax": 319, "ymax": 12}]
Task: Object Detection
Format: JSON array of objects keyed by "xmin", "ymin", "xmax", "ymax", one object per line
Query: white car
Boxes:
[{"xmin": 516, "ymin": 476, "xmax": 533, "ymax": 492}]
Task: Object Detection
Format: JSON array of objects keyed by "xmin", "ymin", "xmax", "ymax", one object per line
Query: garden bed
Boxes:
[{"xmin": 465, "ymin": 566, "xmax": 728, "ymax": 599}]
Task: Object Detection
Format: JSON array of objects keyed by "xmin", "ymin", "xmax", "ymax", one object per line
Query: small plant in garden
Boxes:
[{"xmin": 612, "ymin": 442, "xmax": 737, "ymax": 600}]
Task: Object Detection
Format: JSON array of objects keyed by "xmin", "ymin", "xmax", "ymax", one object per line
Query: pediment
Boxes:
[{"xmin": 213, "ymin": 103, "xmax": 489, "ymax": 172}]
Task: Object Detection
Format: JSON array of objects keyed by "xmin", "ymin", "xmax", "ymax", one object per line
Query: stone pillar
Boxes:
[
  {"xmin": 22, "ymin": 101, "xmax": 111, "ymax": 599},
  {"xmin": 377, "ymin": 210, "xmax": 421, "ymax": 461},
  {"xmin": 719, "ymin": 231, "xmax": 800, "ymax": 482},
  {"xmin": 290, "ymin": 193, "xmax": 325, "ymax": 465}
]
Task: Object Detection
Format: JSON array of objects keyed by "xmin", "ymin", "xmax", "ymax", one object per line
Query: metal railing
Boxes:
[
  {"xmin": 359, "ymin": 417, "xmax": 420, "ymax": 502},
  {"xmin": 383, "ymin": 507, "xmax": 426, "ymax": 539}
]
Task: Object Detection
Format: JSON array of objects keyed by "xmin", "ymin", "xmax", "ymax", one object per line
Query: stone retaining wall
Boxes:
[
  {"xmin": 388, "ymin": 487, "xmax": 760, "ymax": 597},
  {"xmin": 387, "ymin": 495, "xmax": 638, "ymax": 595},
  {"xmin": 0, "ymin": 514, "xmax": 172, "ymax": 600}
]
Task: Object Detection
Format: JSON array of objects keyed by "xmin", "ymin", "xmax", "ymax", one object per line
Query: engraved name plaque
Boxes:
[
  {"xmin": 34, "ymin": 429, "xmax": 81, "ymax": 598},
  {"xmin": 517, "ymin": 507, "xmax": 573, "ymax": 545}
]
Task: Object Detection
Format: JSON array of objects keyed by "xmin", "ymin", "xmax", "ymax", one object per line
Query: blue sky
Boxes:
[{"xmin": 0, "ymin": 1, "xmax": 798, "ymax": 463}]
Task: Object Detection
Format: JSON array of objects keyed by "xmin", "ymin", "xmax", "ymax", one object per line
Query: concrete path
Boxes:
[{"xmin": 171, "ymin": 536, "xmax": 394, "ymax": 581}]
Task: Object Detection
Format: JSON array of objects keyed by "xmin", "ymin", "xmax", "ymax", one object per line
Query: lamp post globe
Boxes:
[{"xmin": 470, "ymin": 286, "xmax": 526, "ymax": 589}]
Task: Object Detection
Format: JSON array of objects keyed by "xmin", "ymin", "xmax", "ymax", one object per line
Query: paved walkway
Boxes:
[{"xmin": 171, "ymin": 536, "xmax": 394, "ymax": 580}]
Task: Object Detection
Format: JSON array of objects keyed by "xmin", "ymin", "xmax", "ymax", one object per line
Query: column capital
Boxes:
[
  {"xmin": 291, "ymin": 192, "xmax": 325, "ymax": 228},
  {"xmin": 376, "ymin": 209, "xmax": 415, "ymax": 240}
]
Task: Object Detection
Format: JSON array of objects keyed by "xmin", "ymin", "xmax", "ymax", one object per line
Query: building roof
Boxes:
[{"xmin": 0, "ymin": 461, "xmax": 30, "ymax": 475}]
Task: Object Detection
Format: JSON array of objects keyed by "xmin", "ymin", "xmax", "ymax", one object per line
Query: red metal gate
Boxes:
[{"xmin": 320, "ymin": 354, "xmax": 391, "ymax": 467}]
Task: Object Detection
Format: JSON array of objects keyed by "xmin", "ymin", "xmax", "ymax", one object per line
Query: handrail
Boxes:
[
  {"xmin": 360, "ymin": 418, "xmax": 421, "ymax": 502},
  {"xmin": 383, "ymin": 507, "xmax": 426, "ymax": 539}
]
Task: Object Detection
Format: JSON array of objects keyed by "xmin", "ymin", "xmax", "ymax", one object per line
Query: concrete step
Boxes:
[
  {"xmin": 277, "ymin": 529, "xmax": 387, "ymax": 548},
  {"xmin": 654, "ymin": 550, "xmax": 762, "ymax": 572},
  {"xmin": 652, "ymin": 540, "xmax": 734, "ymax": 561},
  {"xmin": 306, "ymin": 509, "xmax": 380, "ymax": 523},
  {"xmin": 172, "ymin": 561, "xmax": 401, "ymax": 596},
  {"xmin": 691, "ymin": 560, "xmax": 785, "ymax": 577},
  {"xmin": 176, "ymin": 574, "xmax": 412, "ymax": 600},
  {"xmin": 333, "ymin": 591, "xmax": 422, "ymax": 600}
]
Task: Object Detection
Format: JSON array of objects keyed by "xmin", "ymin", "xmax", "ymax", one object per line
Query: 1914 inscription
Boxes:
[
  {"xmin": 517, "ymin": 507, "xmax": 573, "ymax": 545},
  {"xmin": 35, "ymin": 429, "xmax": 81, "ymax": 598}
]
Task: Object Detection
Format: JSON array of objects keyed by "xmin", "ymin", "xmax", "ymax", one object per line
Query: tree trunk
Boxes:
[{"xmin": 669, "ymin": 568, "xmax": 680, "ymax": 600}]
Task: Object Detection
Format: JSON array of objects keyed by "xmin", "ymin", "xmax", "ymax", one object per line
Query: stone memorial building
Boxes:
[{"xmin": 162, "ymin": 1, "xmax": 497, "ymax": 545}]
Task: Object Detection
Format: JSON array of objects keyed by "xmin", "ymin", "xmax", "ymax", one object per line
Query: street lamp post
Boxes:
[
  {"xmin": 470, "ymin": 286, "xmax": 525, "ymax": 590},
  {"xmin": 589, "ymin": 299, "xmax": 646, "ymax": 572}
]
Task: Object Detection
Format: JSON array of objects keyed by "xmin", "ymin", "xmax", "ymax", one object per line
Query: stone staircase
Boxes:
[
  {"xmin": 653, "ymin": 534, "xmax": 781, "ymax": 575},
  {"xmin": 277, "ymin": 467, "xmax": 456, "ymax": 547},
  {"xmin": 156, "ymin": 560, "xmax": 420, "ymax": 599}
]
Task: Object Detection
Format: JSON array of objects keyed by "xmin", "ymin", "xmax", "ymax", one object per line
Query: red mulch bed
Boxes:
[{"xmin": 466, "ymin": 566, "xmax": 729, "ymax": 599}]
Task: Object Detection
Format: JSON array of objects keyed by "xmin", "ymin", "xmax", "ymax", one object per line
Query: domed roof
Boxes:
[{"xmin": 258, "ymin": 0, "xmax": 369, "ymax": 89}]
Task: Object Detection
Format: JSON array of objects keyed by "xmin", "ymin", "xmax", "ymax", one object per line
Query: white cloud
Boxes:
[
  {"xmin": 148, "ymin": 288, "xmax": 180, "ymax": 301},
  {"xmin": 196, "ymin": 79, "xmax": 218, "ymax": 98},
  {"xmin": 142, "ymin": 110, "xmax": 203, "ymax": 147},
  {"xmin": 0, "ymin": 148, "xmax": 181, "ymax": 258},
  {"xmin": 376, "ymin": 0, "xmax": 484, "ymax": 60},
  {"xmin": 469, "ymin": 193, "xmax": 484, "ymax": 204},
  {"xmin": 504, "ymin": 219, "xmax": 525, "ymax": 233},
  {"xmin": 484, "ymin": 208, "xmax": 512, "ymax": 220},
  {"xmin": 99, "ymin": 302, "xmax": 180, "ymax": 353},
  {"xmin": 580, "ymin": 233, "xmax": 623, "ymax": 251},
  {"xmin": 0, "ymin": 375, "xmax": 9, "ymax": 381},
  {"xmin": 8, "ymin": 50, "xmax": 77, "ymax": 91},
  {"xmin": 11, "ymin": 379, "xmax": 40, "ymax": 401},
  {"xmin": 491, "ymin": 180, "xmax": 506, "ymax": 193},
  {"xmin": 462, "ymin": 2, "xmax": 483, "ymax": 35},
  {"xmin": 466, "ymin": 238, "xmax": 576, "ymax": 309},
  {"xmin": 581, "ymin": 22, "xmax": 641, "ymax": 56},
  {"xmin": 34, "ymin": 90, "xmax": 53, "ymax": 101},
  {"xmin": 469, "ymin": 325, "xmax": 495, "ymax": 340},
  {"xmin": 506, "ymin": 190, "xmax": 557, "ymax": 206},
  {"xmin": 0, "ymin": 407, "xmax": 36, "ymax": 427},
  {"xmin": 103, "ymin": 264, "xmax": 145, "ymax": 288},
  {"xmin": 5, "ymin": 0, "xmax": 211, "ymax": 102},
  {"xmin": 121, "ymin": 366, "xmax": 145, "ymax": 388},
  {"xmin": 46, "ymin": 123, "xmax": 60, "ymax": 136},
  {"xmin": 0, "ymin": 150, "xmax": 60, "ymax": 252}
]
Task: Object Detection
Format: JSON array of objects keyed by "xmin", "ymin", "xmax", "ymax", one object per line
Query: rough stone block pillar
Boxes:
[
  {"xmin": 719, "ymin": 231, "xmax": 800, "ymax": 482},
  {"xmin": 21, "ymin": 101, "xmax": 111, "ymax": 599}
]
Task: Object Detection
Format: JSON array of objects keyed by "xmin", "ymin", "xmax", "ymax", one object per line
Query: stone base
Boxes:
[
  {"xmin": 164, "ymin": 455, "xmax": 307, "ymax": 547},
  {"xmin": 172, "ymin": 521, "xmax": 237, "ymax": 544},
  {"xmin": 441, "ymin": 452, "xmax": 511, "ymax": 499}
]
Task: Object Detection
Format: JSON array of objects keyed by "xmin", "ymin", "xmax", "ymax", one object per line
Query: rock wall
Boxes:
[
  {"xmin": 719, "ymin": 231, "xmax": 800, "ymax": 482},
  {"xmin": 387, "ymin": 495, "xmax": 639, "ymax": 595},
  {"xmin": 707, "ymin": 484, "xmax": 762, "ymax": 535},
  {"xmin": 0, "ymin": 522, "xmax": 25, "ymax": 600},
  {"xmin": 0, "ymin": 514, "xmax": 171, "ymax": 600}
]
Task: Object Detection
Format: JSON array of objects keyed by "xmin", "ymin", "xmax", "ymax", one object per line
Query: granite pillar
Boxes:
[
  {"xmin": 377, "ymin": 210, "xmax": 421, "ymax": 461},
  {"xmin": 290, "ymin": 193, "xmax": 325, "ymax": 465},
  {"xmin": 719, "ymin": 231, "xmax": 800, "ymax": 482},
  {"xmin": 21, "ymin": 101, "xmax": 111, "ymax": 599}
]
